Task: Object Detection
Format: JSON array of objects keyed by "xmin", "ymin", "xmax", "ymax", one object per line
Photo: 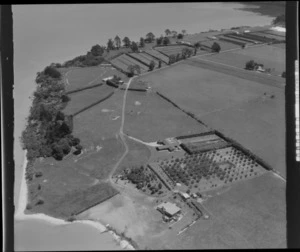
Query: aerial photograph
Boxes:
[{"xmin": 13, "ymin": 2, "xmax": 286, "ymax": 250}]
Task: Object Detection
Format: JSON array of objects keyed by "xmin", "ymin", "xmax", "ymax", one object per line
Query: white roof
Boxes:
[
  {"xmin": 157, "ymin": 202, "xmax": 181, "ymax": 215},
  {"xmin": 180, "ymin": 192, "xmax": 190, "ymax": 199}
]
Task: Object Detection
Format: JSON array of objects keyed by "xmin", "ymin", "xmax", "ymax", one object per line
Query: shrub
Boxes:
[
  {"xmin": 211, "ymin": 42, "xmax": 221, "ymax": 52},
  {"xmin": 35, "ymin": 171, "xmax": 43, "ymax": 178},
  {"xmin": 26, "ymin": 203, "xmax": 33, "ymax": 210}
]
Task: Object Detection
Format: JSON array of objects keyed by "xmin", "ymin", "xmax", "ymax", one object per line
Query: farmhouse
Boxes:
[
  {"xmin": 156, "ymin": 137, "xmax": 181, "ymax": 152},
  {"xmin": 157, "ymin": 202, "xmax": 181, "ymax": 218},
  {"xmin": 179, "ymin": 192, "xmax": 190, "ymax": 200}
]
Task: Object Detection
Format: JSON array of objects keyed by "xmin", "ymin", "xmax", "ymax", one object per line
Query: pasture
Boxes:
[
  {"xmin": 202, "ymin": 44, "xmax": 285, "ymax": 76},
  {"xmin": 63, "ymin": 84, "xmax": 114, "ymax": 116},
  {"xmin": 135, "ymin": 63, "xmax": 285, "ymax": 177},
  {"xmin": 65, "ymin": 66, "xmax": 128, "ymax": 92},
  {"xmin": 181, "ymin": 31, "xmax": 226, "ymax": 44},
  {"xmin": 124, "ymin": 91, "xmax": 210, "ymax": 142},
  {"xmin": 156, "ymin": 172, "xmax": 286, "ymax": 249}
]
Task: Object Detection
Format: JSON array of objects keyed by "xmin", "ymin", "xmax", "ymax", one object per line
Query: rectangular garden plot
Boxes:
[
  {"xmin": 179, "ymin": 133, "xmax": 231, "ymax": 154},
  {"xmin": 144, "ymin": 49, "xmax": 169, "ymax": 64}
]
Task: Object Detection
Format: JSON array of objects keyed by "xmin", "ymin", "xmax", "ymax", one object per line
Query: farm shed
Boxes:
[{"xmin": 157, "ymin": 202, "xmax": 181, "ymax": 217}]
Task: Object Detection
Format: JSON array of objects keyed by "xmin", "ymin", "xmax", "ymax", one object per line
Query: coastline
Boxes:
[{"xmin": 15, "ymin": 150, "xmax": 135, "ymax": 250}]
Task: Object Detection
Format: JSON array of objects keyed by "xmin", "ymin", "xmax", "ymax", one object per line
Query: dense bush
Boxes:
[
  {"xmin": 44, "ymin": 66, "xmax": 62, "ymax": 79},
  {"xmin": 211, "ymin": 42, "xmax": 221, "ymax": 53},
  {"xmin": 21, "ymin": 68, "xmax": 81, "ymax": 162}
]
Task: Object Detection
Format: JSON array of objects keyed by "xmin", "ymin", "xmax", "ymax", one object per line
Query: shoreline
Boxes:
[{"xmin": 15, "ymin": 150, "xmax": 135, "ymax": 250}]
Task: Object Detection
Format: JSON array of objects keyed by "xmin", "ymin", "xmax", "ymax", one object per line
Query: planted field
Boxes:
[
  {"xmin": 236, "ymin": 33, "xmax": 274, "ymax": 43},
  {"xmin": 111, "ymin": 54, "xmax": 149, "ymax": 73},
  {"xmin": 182, "ymin": 31, "xmax": 225, "ymax": 44},
  {"xmin": 157, "ymin": 146, "xmax": 266, "ymax": 194},
  {"xmin": 63, "ymin": 84, "xmax": 114, "ymax": 116},
  {"xmin": 201, "ymin": 39, "xmax": 240, "ymax": 51},
  {"xmin": 218, "ymin": 36, "xmax": 248, "ymax": 46},
  {"xmin": 155, "ymin": 45, "xmax": 193, "ymax": 56},
  {"xmin": 124, "ymin": 91, "xmax": 210, "ymax": 142},
  {"xmin": 128, "ymin": 53, "xmax": 160, "ymax": 68},
  {"xmin": 250, "ymin": 32, "xmax": 285, "ymax": 42},
  {"xmin": 203, "ymin": 44, "xmax": 285, "ymax": 76},
  {"xmin": 223, "ymin": 33, "xmax": 260, "ymax": 44},
  {"xmin": 144, "ymin": 49, "xmax": 170, "ymax": 64}
]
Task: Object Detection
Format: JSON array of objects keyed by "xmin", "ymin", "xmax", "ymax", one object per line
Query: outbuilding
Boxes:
[{"xmin": 157, "ymin": 202, "xmax": 181, "ymax": 218}]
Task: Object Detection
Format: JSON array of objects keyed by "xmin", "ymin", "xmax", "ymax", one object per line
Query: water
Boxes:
[{"xmin": 13, "ymin": 3, "xmax": 273, "ymax": 251}]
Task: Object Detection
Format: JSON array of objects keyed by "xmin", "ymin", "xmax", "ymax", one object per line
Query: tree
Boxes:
[
  {"xmin": 131, "ymin": 41, "xmax": 139, "ymax": 52},
  {"xmin": 149, "ymin": 60, "xmax": 155, "ymax": 71},
  {"xmin": 146, "ymin": 32, "xmax": 155, "ymax": 43},
  {"xmin": 194, "ymin": 48, "xmax": 197, "ymax": 56},
  {"xmin": 139, "ymin": 37, "xmax": 145, "ymax": 48},
  {"xmin": 122, "ymin": 37, "xmax": 131, "ymax": 47},
  {"xmin": 107, "ymin": 39, "xmax": 114, "ymax": 51},
  {"xmin": 182, "ymin": 29, "xmax": 187, "ymax": 36},
  {"xmin": 114, "ymin": 35, "xmax": 121, "ymax": 49},
  {"xmin": 158, "ymin": 60, "xmax": 162, "ymax": 68},
  {"xmin": 245, "ymin": 60, "xmax": 256, "ymax": 70},
  {"xmin": 171, "ymin": 31, "xmax": 177, "ymax": 38},
  {"xmin": 169, "ymin": 54, "xmax": 176, "ymax": 64},
  {"xmin": 211, "ymin": 42, "xmax": 221, "ymax": 52},
  {"xmin": 44, "ymin": 66, "xmax": 61, "ymax": 79},
  {"xmin": 163, "ymin": 36, "xmax": 170, "ymax": 46},
  {"xmin": 165, "ymin": 29, "xmax": 171, "ymax": 36},
  {"xmin": 91, "ymin": 44, "xmax": 104, "ymax": 56},
  {"xmin": 156, "ymin": 36, "xmax": 163, "ymax": 46},
  {"xmin": 177, "ymin": 33, "xmax": 183, "ymax": 39},
  {"xmin": 194, "ymin": 42, "xmax": 201, "ymax": 49}
]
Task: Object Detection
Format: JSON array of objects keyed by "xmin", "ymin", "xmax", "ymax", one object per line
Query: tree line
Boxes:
[{"xmin": 21, "ymin": 66, "xmax": 82, "ymax": 173}]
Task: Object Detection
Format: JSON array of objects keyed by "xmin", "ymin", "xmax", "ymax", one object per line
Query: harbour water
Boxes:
[{"xmin": 13, "ymin": 3, "xmax": 273, "ymax": 250}]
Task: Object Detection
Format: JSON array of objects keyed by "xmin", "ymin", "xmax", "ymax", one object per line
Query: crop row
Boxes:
[
  {"xmin": 118, "ymin": 54, "xmax": 149, "ymax": 71},
  {"xmin": 250, "ymin": 32, "xmax": 285, "ymax": 42},
  {"xmin": 218, "ymin": 36, "xmax": 248, "ymax": 46},
  {"xmin": 144, "ymin": 49, "xmax": 169, "ymax": 64},
  {"xmin": 129, "ymin": 53, "xmax": 160, "ymax": 67},
  {"xmin": 235, "ymin": 33, "xmax": 274, "ymax": 43},
  {"xmin": 224, "ymin": 33, "xmax": 260, "ymax": 44},
  {"xmin": 155, "ymin": 45, "xmax": 191, "ymax": 56}
]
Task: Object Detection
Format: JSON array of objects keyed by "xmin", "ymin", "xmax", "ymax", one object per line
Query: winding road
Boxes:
[{"xmin": 108, "ymin": 76, "xmax": 137, "ymax": 184}]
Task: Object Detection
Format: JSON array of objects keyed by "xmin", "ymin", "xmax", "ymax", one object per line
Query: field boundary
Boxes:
[
  {"xmin": 66, "ymin": 82, "xmax": 104, "ymax": 95},
  {"xmin": 74, "ymin": 190, "xmax": 119, "ymax": 216},
  {"xmin": 72, "ymin": 91, "xmax": 114, "ymax": 117},
  {"xmin": 156, "ymin": 91, "xmax": 210, "ymax": 128},
  {"xmin": 213, "ymin": 130, "xmax": 273, "ymax": 171}
]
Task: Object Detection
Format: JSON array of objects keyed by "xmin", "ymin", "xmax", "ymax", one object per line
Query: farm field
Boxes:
[
  {"xmin": 144, "ymin": 49, "xmax": 170, "ymax": 64},
  {"xmin": 218, "ymin": 35, "xmax": 249, "ymax": 46},
  {"xmin": 128, "ymin": 52, "xmax": 161, "ymax": 68},
  {"xmin": 154, "ymin": 172, "xmax": 286, "ymax": 249},
  {"xmin": 155, "ymin": 45, "xmax": 194, "ymax": 56},
  {"xmin": 182, "ymin": 30, "xmax": 227, "ymax": 44},
  {"xmin": 250, "ymin": 31, "xmax": 285, "ymax": 42},
  {"xmin": 137, "ymin": 63, "xmax": 278, "ymax": 117},
  {"xmin": 134, "ymin": 63, "xmax": 285, "ymax": 177},
  {"xmin": 123, "ymin": 91, "xmax": 210, "ymax": 142},
  {"xmin": 63, "ymin": 84, "xmax": 114, "ymax": 116},
  {"xmin": 200, "ymin": 90, "xmax": 285, "ymax": 177},
  {"xmin": 64, "ymin": 66, "xmax": 128, "ymax": 92},
  {"xmin": 201, "ymin": 39, "xmax": 241, "ymax": 51},
  {"xmin": 118, "ymin": 54, "xmax": 149, "ymax": 71},
  {"xmin": 202, "ymin": 44, "xmax": 285, "ymax": 76}
]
